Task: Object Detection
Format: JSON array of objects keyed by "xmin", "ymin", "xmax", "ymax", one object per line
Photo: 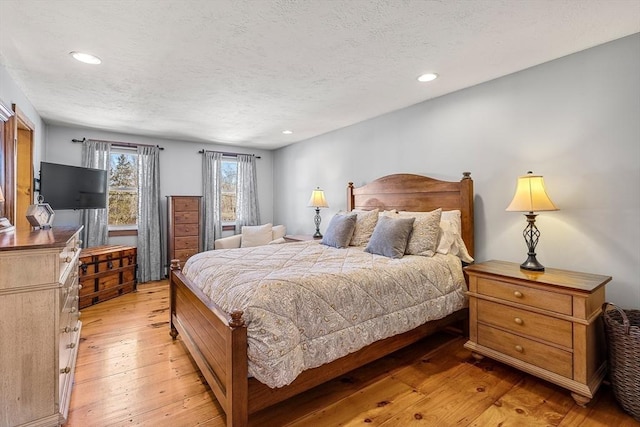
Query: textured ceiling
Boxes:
[{"xmin": 0, "ymin": 0, "xmax": 638, "ymax": 150}]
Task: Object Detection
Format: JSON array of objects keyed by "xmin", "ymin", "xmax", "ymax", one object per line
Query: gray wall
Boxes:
[
  {"xmin": 273, "ymin": 34, "xmax": 640, "ymax": 309},
  {"xmin": 44, "ymin": 125, "xmax": 275, "ymax": 246}
]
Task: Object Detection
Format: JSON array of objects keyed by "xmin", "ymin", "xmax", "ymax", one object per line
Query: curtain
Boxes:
[
  {"xmin": 203, "ymin": 151, "xmax": 222, "ymax": 251},
  {"xmin": 137, "ymin": 145, "xmax": 163, "ymax": 282},
  {"xmin": 81, "ymin": 140, "xmax": 110, "ymax": 248},
  {"xmin": 235, "ymin": 154, "xmax": 260, "ymax": 229}
]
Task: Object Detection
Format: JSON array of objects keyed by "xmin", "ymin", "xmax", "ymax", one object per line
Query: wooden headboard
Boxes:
[{"xmin": 347, "ymin": 172, "xmax": 474, "ymax": 257}]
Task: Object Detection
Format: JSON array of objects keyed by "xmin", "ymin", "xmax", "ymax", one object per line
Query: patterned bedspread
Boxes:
[{"xmin": 182, "ymin": 241, "xmax": 467, "ymax": 388}]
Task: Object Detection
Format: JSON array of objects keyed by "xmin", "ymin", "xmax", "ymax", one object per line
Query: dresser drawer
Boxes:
[
  {"xmin": 173, "ymin": 197, "xmax": 200, "ymax": 211},
  {"xmin": 174, "ymin": 223, "xmax": 200, "ymax": 236},
  {"xmin": 174, "ymin": 211, "xmax": 199, "ymax": 224},
  {"xmin": 175, "ymin": 249, "xmax": 198, "ymax": 263},
  {"xmin": 478, "ymin": 299, "xmax": 573, "ymax": 347},
  {"xmin": 478, "ymin": 323, "xmax": 573, "ymax": 378},
  {"xmin": 477, "ymin": 277, "xmax": 572, "ymax": 315},
  {"xmin": 175, "ymin": 236, "xmax": 199, "ymax": 250}
]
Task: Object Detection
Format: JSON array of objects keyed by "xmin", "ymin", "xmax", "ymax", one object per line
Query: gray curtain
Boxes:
[
  {"xmin": 137, "ymin": 145, "xmax": 163, "ymax": 282},
  {"xmin": 81, "ymin": 140, "xmax": 110, "ymax": 248},
  {"xmin": 235, "ymin": 154, "xmax": 260, "ymax": 228},
  {"xmin": 203, "ymin": 151, "xmax": 222, "ymax": 251}
]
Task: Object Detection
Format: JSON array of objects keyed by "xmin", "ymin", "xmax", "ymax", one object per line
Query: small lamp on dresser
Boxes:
[
  {"xmin": 308, "ymin": 187, "xmax": 329, "ymax": 238},
  {"xmin": 506, "ymin": 171, "xmax": 558, "ymax": 271},
  {"xmin": 0, "ymin": 186, "xmax": 15, "ymax": 234}
]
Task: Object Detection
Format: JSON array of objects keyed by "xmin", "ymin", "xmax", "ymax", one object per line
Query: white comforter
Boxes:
[{"xmin": 182, "ymin": 241, "xmax": 467, "ymax": 388}]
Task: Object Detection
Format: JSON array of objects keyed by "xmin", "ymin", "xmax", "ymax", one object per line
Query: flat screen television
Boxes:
[{"xmin": 39, "ymin": 162, "xmax": 108, "ymax": 210}]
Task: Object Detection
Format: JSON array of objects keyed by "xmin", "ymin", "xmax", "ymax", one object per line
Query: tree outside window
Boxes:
[
  {"xmin": 109, "ymin": 152, "xmax": 138, "ymax": 227},
  {"xmin": 221, "ymin": 160, "xmax": 237, "ymax": 222}
]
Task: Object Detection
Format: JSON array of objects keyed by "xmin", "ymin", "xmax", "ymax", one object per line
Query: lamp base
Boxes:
[
  {"xmin": 520, "ymin": 254, "xmax": 545, "ymax": 271},
  {"xmin": 313, "ymin": 231, "xmax": 323, "ymax": 238}
]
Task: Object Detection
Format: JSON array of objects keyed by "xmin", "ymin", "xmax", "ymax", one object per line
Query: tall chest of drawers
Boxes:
[
  {"xmin": 167, "ymin": 195, "xmax": 202, "ymax": 267},
  {"xmin": 464, "ymin": 260, "xmax": 611, "ymax": 406},
  {"xmin": 0, "ymin": 226, "xmax": 83, "ymax": 426}
]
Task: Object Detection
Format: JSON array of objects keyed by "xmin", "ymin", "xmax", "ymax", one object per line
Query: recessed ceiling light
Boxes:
[
  {"xmin": 70, "ymin": 51, "xmax": 102, "ymax": 65},
  {"xmin": 417, "ymin": 73, "xmax": 438, "ymax": 82},
  {"xmin": 282, "ymin": 130, "xmax": 293, "ymax": 135}
]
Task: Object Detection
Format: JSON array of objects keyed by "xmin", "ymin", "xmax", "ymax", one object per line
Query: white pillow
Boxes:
[
  {"xmin": 241, "ymin": 223, "xmax": 273, "ymax": 248},
  {"xmin": 272, "ymin": 224, "xmax": 287, "ymax": 240},
  {"xmin": 437, "ymin": 210, "xmax": 474, "ymax": 263}
]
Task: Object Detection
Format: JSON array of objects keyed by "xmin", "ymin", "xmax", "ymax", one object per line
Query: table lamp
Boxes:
[
  {"xmin": 506, "ymin": 171, "xmax": 558, "ymax": 271},
  {"xmin": 308, "ymin": 187, "xmax": 328, "ymax": 238}
]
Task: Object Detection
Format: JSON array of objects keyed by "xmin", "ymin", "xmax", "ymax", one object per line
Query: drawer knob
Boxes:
[
  {"xmin": 515, "ymin": 345, "xmax": 524, "ymax": 353},
  {"xmin": 62, "ymin": 326, "xmax": 70, "ymax": 333},
  {"xmin": 78, "ymin": 284, "xmax": 83, "ymax": 290},
  {"xmin": 65, "ymin": 256, "xmax": 72, "ymax": 263},
  {"xmin": 514, "ymin": 317, "xmax": 524, "ymax": 325},
  {"xmin": 513, "ymin": 291, "xmax": 523, "ymax": 298},
  {"xmin": 60, "ymin": 367, "xmax": 71, "ymax": 374},
  {"xmin": 67, "ymin": 342, "xmax": 76, "ymax": 349}
]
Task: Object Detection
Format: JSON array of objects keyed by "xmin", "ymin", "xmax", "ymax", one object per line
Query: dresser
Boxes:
[
  {"xmin": 167, "ymin": 196, "xmax": 202, "ymax": 267},
  {"xmin": 464, "ymin": 260, "xmax": 611, "ymax": 406},
  {"xmin": 0, "ymin": 226, "xmax": 83, "ymax": 426},
  {"xmin": 79, "ymin": 245, "xmax": 137, "ymax": 308}
]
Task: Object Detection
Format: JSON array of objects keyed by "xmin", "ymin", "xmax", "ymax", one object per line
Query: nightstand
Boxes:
[
  {"xmin": 464, "ymin": 260, "xmax": 611, "ymax": 406},
  {"xmin": 284, "ymin": 235, "xmax": 321, "ymax": 242}
]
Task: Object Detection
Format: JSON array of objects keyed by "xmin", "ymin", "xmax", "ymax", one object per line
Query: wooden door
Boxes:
[{"xmin": 15, "ymin": 109, "xmax": 34, "ymax": 230}]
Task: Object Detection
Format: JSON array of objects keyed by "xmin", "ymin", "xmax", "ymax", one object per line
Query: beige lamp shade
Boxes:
[
  {"xmin": 307, "ymin": 187, "xmax": 329, "ymax": 208},
  {"xmin": 506, "ymin": 172, "xmax": 558, "ymax": 213},
  {"xmin": 0, "ymin": 186, "xmax": 4, "ymax": 202}
]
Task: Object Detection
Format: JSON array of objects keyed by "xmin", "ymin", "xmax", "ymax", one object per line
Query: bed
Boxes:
[{"xmin": 169, "ymin": 172, "xmax": 474, "ymax": 427}]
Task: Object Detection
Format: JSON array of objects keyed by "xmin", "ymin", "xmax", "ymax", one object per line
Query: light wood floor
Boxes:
[{"xmin": 67, "ymin": 280, "xmax": 638, "ymax": 427}]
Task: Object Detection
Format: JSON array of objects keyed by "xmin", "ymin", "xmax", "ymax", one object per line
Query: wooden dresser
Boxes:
[
  {"xmin": 167, "ymin": 195, "xmax": 202, "ymax": 267},
  {"xmin": 464, "ymin": 260, "xmax": 611, "ymax": 406},
  {"xmin": 0, "ymin": 226, "xmax": 83, "ymax": 426},
  {"xmin": 78, "ymin": 245, "xmax": 137, "ymax": 308}
]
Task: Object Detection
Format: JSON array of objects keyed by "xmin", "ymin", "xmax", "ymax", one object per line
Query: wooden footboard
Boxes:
[{"xmin": 170, "ymin": 260, "xmax": 248, "ymax": 426}]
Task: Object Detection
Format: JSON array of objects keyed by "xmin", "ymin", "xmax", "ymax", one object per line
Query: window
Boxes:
[
  {"xmin": 108, "ymin": 151, "xmax": 138, "ymax": 228},
  {"xmin": 221, "ymin": 159, "xmax": 237, "ymax": 222}
]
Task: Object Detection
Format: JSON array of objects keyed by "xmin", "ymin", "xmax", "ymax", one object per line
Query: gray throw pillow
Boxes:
[
  {"xmin": 320, "ymin": 213, "xmax": 357, "ymax": 248},
  {"xmin": 365, "ymin": 216, "xmax": 415, "ymax": 258}
]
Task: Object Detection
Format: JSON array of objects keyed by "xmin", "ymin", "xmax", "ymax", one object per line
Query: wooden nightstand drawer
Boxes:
[
  {"xmin": 175, "ymin": 223, "xmax": 200, "ymax": 236},
  {"xmin": 478, "ymin": 323, "xmax": 573, "ymax": 378},
  {"xmin": 174, "ymin": 211, "xmax": 199, "ymax": 224},
  {"xmin": 478, "ymin": 299, "xmax": 573, "ymax": 347},
  {"xmin": 477, "ymin": 277, "xmax": 572, "ymax": 315}
]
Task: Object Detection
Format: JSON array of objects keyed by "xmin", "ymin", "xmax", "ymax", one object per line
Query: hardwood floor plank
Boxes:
[
  {"xmin": 289, "ymin": 377, "xmax": 423, "ymax": 426},
  {"xmin": 66, "ymin": 280, "xmax": 638, "ymax": 427}
]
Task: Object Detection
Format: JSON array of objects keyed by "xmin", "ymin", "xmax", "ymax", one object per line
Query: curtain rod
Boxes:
[
  {"xmin": 71, "ymin": 137, "xmax": 164, "ymax": 150},
  {"xmin": 198, "ymin": 149, "xmax": 261, "ymax": 159}
]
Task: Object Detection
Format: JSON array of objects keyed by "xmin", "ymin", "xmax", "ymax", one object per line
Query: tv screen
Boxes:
[{"xmin": 39, "ymin": 162, "xmax": 108, "ymax": 210}]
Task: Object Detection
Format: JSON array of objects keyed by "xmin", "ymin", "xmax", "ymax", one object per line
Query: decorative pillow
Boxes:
[
  {"xmin": 397, "ymin": 208, "xmax": 442, "ymax": 256},
  {"xmin": 272, "ymin": 224, "xmax": 287, "ymax": 240},
  {"xmin": 349, "ymin": 209, "xmax": 379, "ymax": 246},
  {"xmin": 437, "ymin": 210, "xmax": 474, "ymax": 263},
  {"xmin": 321, "ymin": 213, "xmax": 357, "ymax": 248},
  {"xmin": 241, "ymin": 223, "xmax": 273, "ymax": 248},
  {"xmin": 364, "ymin": 216, "xmax": 415, "ymax": 259}
]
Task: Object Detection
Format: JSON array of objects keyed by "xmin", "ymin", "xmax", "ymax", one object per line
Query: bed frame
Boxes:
[{"xmin": 169, "ymin": 172, "xmax": 474, "ymax": 427}]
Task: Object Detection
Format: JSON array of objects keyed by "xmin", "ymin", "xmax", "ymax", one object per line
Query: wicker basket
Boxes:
[{"xmin": 602, "ymin": 302, "xmax": 640, "ymax": 421}]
